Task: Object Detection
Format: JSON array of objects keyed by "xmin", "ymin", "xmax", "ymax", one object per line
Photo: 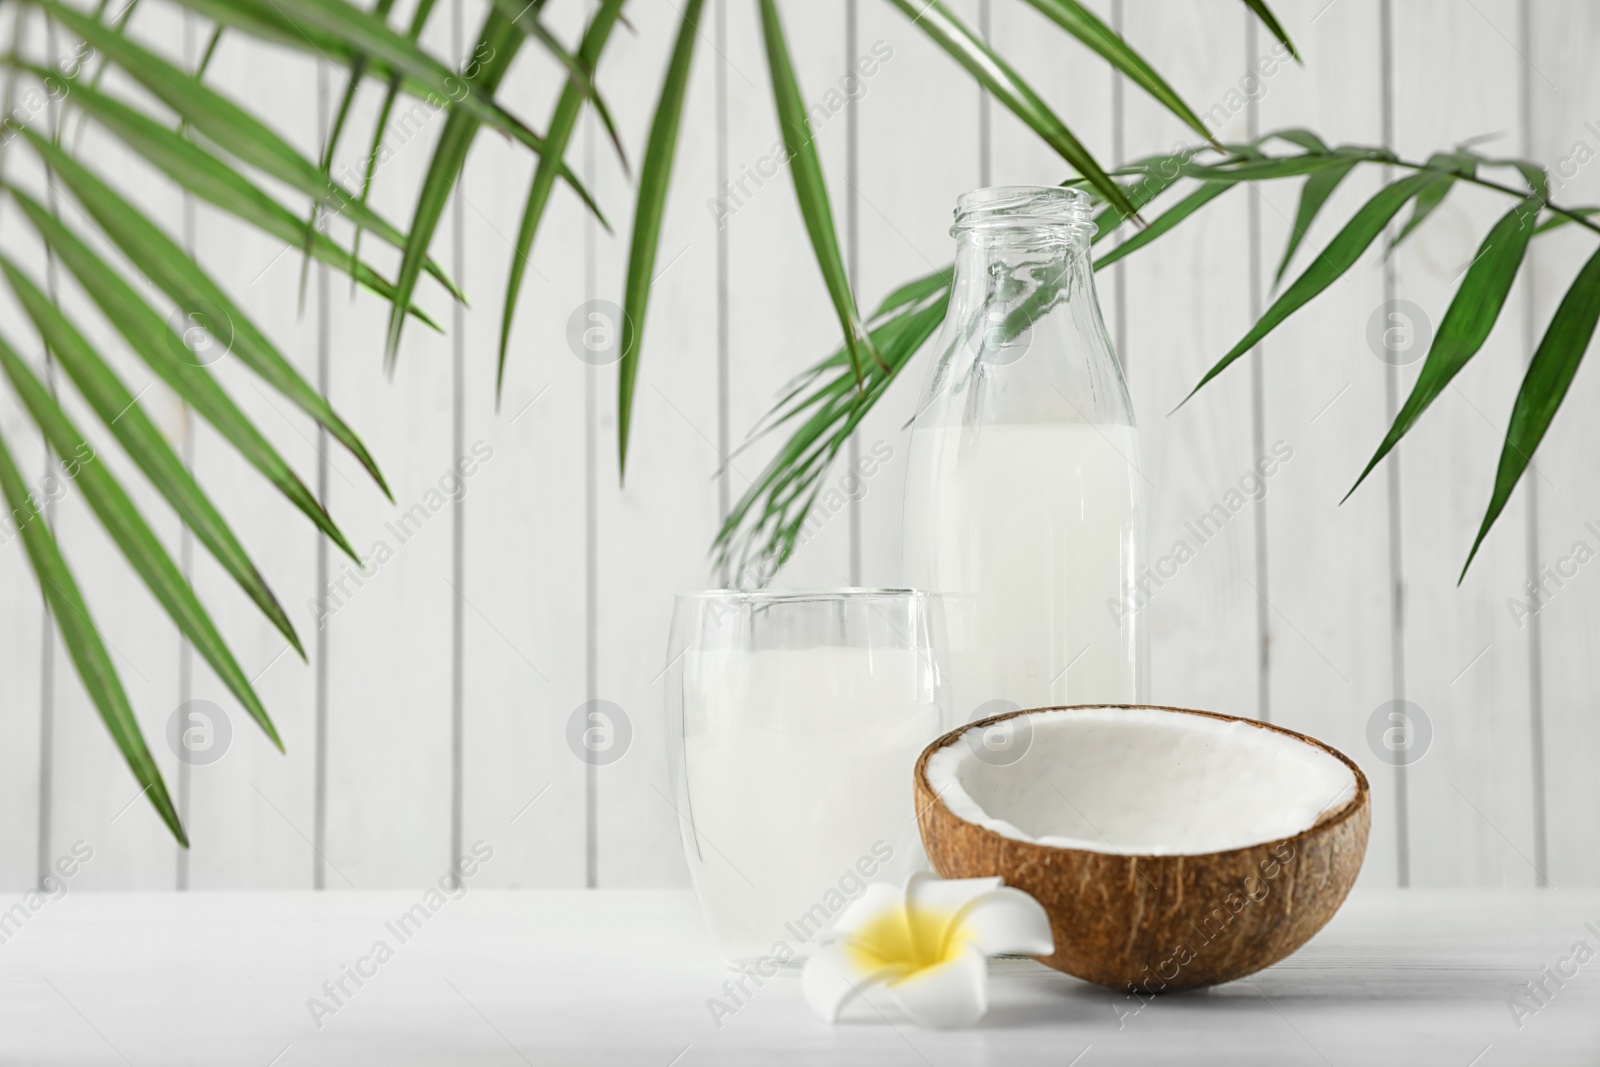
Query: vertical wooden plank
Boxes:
[
  {"xmin": 180, "ymin": 34, "xmax": 324, "ymax": 889},
  {"xmin": 1391, "ymin": 0, "xmax": 1536, "ymax": 888},
  {"xmin": 854, "ymin": 0, "xmax": 982, "ymax": 590},
  {"xmin": 319, "ymin": 5, "xmax": 462, "ymax": 887},
  {"xmin": 457, "ymin": 0, "xmax": 588, "ymax": 887},
  {"xmin": 724, "ymin": 0, "xmax": 853, "ymax": 590},
  {"xmin": 591, "ymin": 0, "xmax": 720, "ymax": 886},
  {"xmin": 1255, "ymin": 0, "xmax": 1400, "ymax": 887},
  {"xmin": 1526, "ymin": 0, "xmax": 1600, "ymax": 888},
  {"xmin": 1119, "ymin": 1, "xmax": 1261, "ymax": 718}
]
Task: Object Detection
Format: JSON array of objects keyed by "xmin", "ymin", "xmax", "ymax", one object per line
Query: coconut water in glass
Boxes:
[{"xmin": 664, "ymin": 590, "xmax": 952, "ymax": 964}]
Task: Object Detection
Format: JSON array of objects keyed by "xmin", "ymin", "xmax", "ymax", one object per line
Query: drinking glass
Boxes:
[{"xmin": 664, "ymin": 590, "xmax": 952, "ymax": 964}]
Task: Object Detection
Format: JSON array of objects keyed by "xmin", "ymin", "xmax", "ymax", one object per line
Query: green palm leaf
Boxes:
[
  {"xmin": 162, "ymin": 0, "xmax": 355, "ymax": 61},
  {"xmin": 759, "ymin": 0, "xmax": 875, "ymax": 388},
  {"xmin": 59, "ymin": 0, "xmax": 144, "ymax": 151},
  {"xmin": 715, "ymin": 292, "xmax": 948, "ymax": 580},
  {"xmin": 1266, "ymin": 129, "xmax": 1327, "ymax": 153},
  {"xmin": 301, "ymin": 0, "xmax": 405, "ymax": 309},
  {"xmin": 882, "ymin": 0, "xmax": 1137, "ymax": 222},
  {"xmin": 870, "ymin": 266, "xmax": 956, "ymax": 321},
  {"xmin": 317, "ymin": 0, "xmax": 404, "ymax": 178},
  {"xmin": 618, "ymin": 0, "xmax": 706, "ymax": 475},
  {"xmin": 20, "ymin": 127, "xmax": 391, "ymax": 500},
  {"xmin": 1275, "ymin": 158, "xmax": 1357, "ymax": 286},
  {"xmin": 1462, "ymin": 244, "xmax": 1600, "ymax": 578},
  {"xmin": 0, "ymin": 423, "xmax": 185, "ymax": 846},
  {"xmin": 1021, "ymin": 0, "xmax": 1217, "ymax": 146},
  {"xmin": 500, "ymin": 0, "xmax": 628, "ymax": 398},
  {"xmin": 1535, "ymin": 206, "xmax": 1599, "ymax": 235},
  {"xmin": 1388, "ymin": 152, "xmax": 1466, "ymax": 252},
  {"xmin": 383, "ymin": 5, "xmax": 524, "ymax": 368},
  {"xmin": 1179, "ymin": 152, "xmax": 1358, "ymax": 183},
  {"xmin": 0, "ymin": 256, "xmax": 302, "ymax": 657},
  {"xmin": 1346, "ymin": 199, "xmax": 1541, "ymax": 503},
  {"xmin": 7, "ymin": 61, "xmax": 438, "ymax": 329},
  {"xmin": 195, "ymin": 23, "xmax": 225, "ymax": 76},
  {"xmin": 1083, "ymin": 149, "xmax": 1215, "ymax": 240},
  {"xmin": 0, "ymin": 334, "xmax": 282, "ymax": 750},
  {"xmin": 345, "ymin": 0, "xmax": 441, "ymax": 286},
  {"xmin": 39, "ymin": 2, "xmax": 464, "ymax": 302},
  {"xmin": 1468, "ymin": 151, "xmax": 1549, "ymax": 200},
  {"xmin": 1180, "ymin": 170, "xmax": 1447, "ymax": 405},
  {"xmin": 1241, "ymin": 0, "xmax": 1299, "ymax": 61},
  {"xmin": 248, "ymin": 0, "xmax": 602, "ymax": 218},
  {"xmin": 1095, "ymin": 182, "xmax": 1236, "ymax": 269},
  {"xmin": 486, "ymin": 0, "xmax": 627, "ymax": 170},
  {"xmin": 7, "ymin": 186, "xmax": 359, "ymax": 562}
]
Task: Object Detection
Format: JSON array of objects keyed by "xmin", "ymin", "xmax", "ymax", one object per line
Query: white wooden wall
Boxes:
[{"xmin": 1, "ymin": 0, "xmax": 1595, "ymax": 891}]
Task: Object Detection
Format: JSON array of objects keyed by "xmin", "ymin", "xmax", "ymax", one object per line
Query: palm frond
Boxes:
[
  {"xmin": 758, "ymin": 0, "xmax": 874, "ymax": 389},
  {"xmin": 882, "ymin": 0, "xmax": 1139, "ymax": 222},
  {"xmin": 1347, "ymin": 198, "xmax": 1541, "ymax": 502},
  {"xmin": 723, "ymin": 135, "xmax": 1600, "ymax": 581},
  {"xmin": 1022, "ymin": 0, "xmax": 1218, "ymax": 147},
  {"xmin": 1463, "ymin": 245, "xmax": 1600, "ymax": 578},
  {"xmin": 0, "ymin": 257, "xmax": 303, "ymax": 656},
  {"xmin": 1240, "ymin": 0, "xmax": 1299, "ymax": 61},
  {"xmin": 0, "ymin": 334, "xmax": 281, "ymax": 749},
  {"xmin": 487, "ymin": 0, "xmax": 627, "ymax": 171},
  {"xmin": 6, "ymin": 186, "xmax": 360, "ymax": 561},
  {"xmin": 20, "ymin": 125, "xmax": 392, "ymax": 498},
  {"xmin": 8, "ymin": 60, "xmax": 438, "ymax": 329},
  {"xmin": 41, "ymin": 1, "xmax": 464, "ymax": 301},
  {"xmin": 383, "ymin": 4, "xmax": 524, "ymax": 368},
  {"xmin": 345, "ymin": 0, "xmax": 443, "ymax": 284},
  {"xmin": 1179, "ymin": 170, "xmax": 1448, "ymax": 404},
  {"xmin": 618, "ymin": 0, "xmax": 705, "ymax": 475},
  {"xmin": 500, "ymin": 0, "xmax": 629, "ymax": 399},
  {"xmin": 0, "ymin": 421, "xmax": 186, "ymax": 846}
]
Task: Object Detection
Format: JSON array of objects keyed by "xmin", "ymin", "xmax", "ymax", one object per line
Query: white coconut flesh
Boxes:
[{"xmin": 925, "ymin": 707, "xmax": 1359, "ymax": 856}]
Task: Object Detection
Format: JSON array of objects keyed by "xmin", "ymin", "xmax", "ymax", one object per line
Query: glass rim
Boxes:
[
  {"xmin": 952, "ymin": 184, "xmax": 1093, "ymax": 237},
  {"xmin": 675, "ymin": 587, "xmax": 925, "ymax": 604}
]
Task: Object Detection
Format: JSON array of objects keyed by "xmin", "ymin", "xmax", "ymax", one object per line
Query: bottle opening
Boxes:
[{"xmin": 951, "ymin": 185, "xmax": 1093, "ymax": 241}]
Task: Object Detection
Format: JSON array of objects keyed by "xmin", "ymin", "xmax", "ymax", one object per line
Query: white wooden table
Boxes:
[{"xmin": 0, "ymin": 888, "xmax": 1595, "ymax": 1065}]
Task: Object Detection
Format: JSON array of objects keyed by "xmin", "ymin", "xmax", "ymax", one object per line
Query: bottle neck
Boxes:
[
  {"xmin": 941, "ymin": 228, "xmax": 1094, "ymax": 379},
  {"xmin": 949, "ymin": 228, "xmax": 1090, "ymax": 325},
  {"xmin": 916, "ymin": 226, "xmax": 1129, "ymax": 431}
]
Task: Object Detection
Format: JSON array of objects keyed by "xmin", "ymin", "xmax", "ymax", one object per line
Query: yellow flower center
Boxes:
[{"xmin": 846, "ymin": 904, "xmax": 963, "ymax": 977}]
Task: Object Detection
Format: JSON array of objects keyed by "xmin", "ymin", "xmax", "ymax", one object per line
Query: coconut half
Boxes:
[{"xmin": 915, "ymin": 705, "xmax": 1369, "ymax": 992}]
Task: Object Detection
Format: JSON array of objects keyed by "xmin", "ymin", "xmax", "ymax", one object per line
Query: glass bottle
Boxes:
[{"xmin": 902, "ymin": 185, "xmax": 1145, "ymax": 722}]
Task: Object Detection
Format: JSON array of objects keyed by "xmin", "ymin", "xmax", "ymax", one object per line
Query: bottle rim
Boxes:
[
  {"xmin": 951, "ymin": 185, "xmax": 1094, "ymax": 241},
  {"xmin": 676, "ymin": 587, "xmax": 923, "ymax": 603}
]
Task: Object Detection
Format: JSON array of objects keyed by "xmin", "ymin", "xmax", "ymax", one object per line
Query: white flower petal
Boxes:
[
  {"xmin": 882, "ymin": 943, "xmax": 989, "ymax": 1029},
  {"xmin": 820, "ymin": 882, "xmax": 908, "ymax": 943},
  {"xmin": 801, "ymin": 942, "xmax": 910, "ymax": 1023},
  {"xmin": 903, "ymin": 872, "xmax": 1007, "ymax": 960},
  {"xmin": 951, "ymin": 886, "xmax": 1055, "ymax": 957},
  {"xmin": 905, "ymin": 871, "xmax": 1004, "ymax": 918}
]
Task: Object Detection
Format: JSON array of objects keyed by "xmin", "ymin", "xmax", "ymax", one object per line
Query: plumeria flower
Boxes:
[{"xmin": 802, "ymin": 872, "xmax": 1054, "ymax": 1028}]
